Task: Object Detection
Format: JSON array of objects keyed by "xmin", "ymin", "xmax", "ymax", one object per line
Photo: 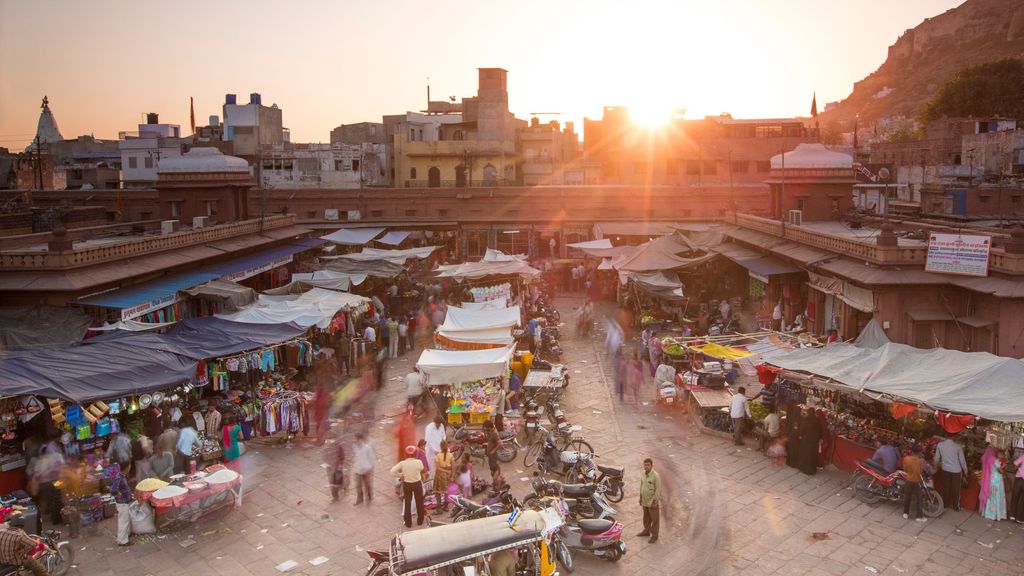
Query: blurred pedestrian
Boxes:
[
  {"xmin": 433, "ymin": 440, "xmax": 454, "ymax": 510},
  {"xmin": 222, "ymin": 414, "xmax": 244, "ymax": 473},
  {"xmin": 109, "ymin": 461, "xmax": 133, "ymax": 545},
  {"xmin": 328, "ymin": 440, "xmax": 346, "ymax": 502},
  {"xmin": 352, "ymin": 432, "xmax": 375, "ymax": 505}
]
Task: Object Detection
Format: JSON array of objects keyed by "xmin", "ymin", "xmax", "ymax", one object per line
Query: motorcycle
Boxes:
[
  {"xmin": 448, "ymin": 491, "xmax": 521, "ymax": 522},
  {"xmin": 538, "ymin": 328, "xmax": 561, "ymax": 361},
  {"xmin": 523, "ymin": 474, "xmax": 617, "ymax": 521},
  {"xmin": 524, "ymin": 425, "xmax": 595, "ymax": 472},
  {"xmin": 852, "ymin": 459, "xmax": 944, "ymax": 517},
  {"xmin": 0, "ymin": 529, "xmax": 73, "ymax": 576},
  {"xmin": 562, "ymin": 454, "xmax": 625, "ymax": 503},
  {"xmin": 451, "ymin": 426, "xmax": 519, "ymax": 463},
  {"xmin": 550, "ymin": 500, "xmax": 626, "ymax": 572},
  {"xmin": 363, "ymin": 549, "xmax": 389, "ymax": 576}
]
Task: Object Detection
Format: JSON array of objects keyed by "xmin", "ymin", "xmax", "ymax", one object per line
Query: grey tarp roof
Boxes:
[
  {"xmin": 182, "ymin": 280, "xmax": 257, "ymax": 312},
  {"xmin": 0, "ymin": 306, "xmax": 92, "ymax": 350},
  {"xmin": 767, "ymin": 342, "xmax": 1024, "ymax": 421},
  {"xmin": 321, "ymin": 258, "xmax": 405, "ymax": 278},
  {"xmin": 613, "ymin": 234, "xmax": 717, "ymax": 273}
]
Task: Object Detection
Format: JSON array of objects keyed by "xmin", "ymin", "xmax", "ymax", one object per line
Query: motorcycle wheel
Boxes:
[
  {"xmin": 453, "ymin": 512, "xmax": 470, "ymax": 523},
  {"xmin": 606, "ymin": 545, "xmax": 622, "ymax": 562},
  {"xmin": 566, "ymin": 438, "xmax": 594, "ymax": 456},
  {"xmin": 922, "ymin": 489, "xmax": 945, "ymax": 518},
  {"xmin": 556, "ymin": 540, "xmax": 575, "ymax": 573},
  {"xmin": 452, "ymin": 447, "xmax": 465, "ymax": 462},
  {"xmin": 522, "ymin": 493, "xmax": 541, "ymax": 509},
  {"xmin": 52, "ymin": 542, "xmax": 74, "ymax": 576},
  {"xmin": 603, "ymin": 481, "xmax": 624, "ymax": 503},
  {"xmin": 563, "ymin": 464, "xmax": 584, "ymax": 484},
  {"xmin": 853, "ymin": 475, "xmax": 884, "ymax": 505},
  {"xmin": 574, "ymin": 500, "xmax": 596, "ymax": 519},
  {"xmin": 498, "ymin": 443, "xmax": 518, "ymax": 463},
  {"xmin": 523, "ymin": 442, "xmax": 543, "ymax": 467}
]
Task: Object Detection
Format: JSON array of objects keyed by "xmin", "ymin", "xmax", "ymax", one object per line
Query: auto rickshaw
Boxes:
[{"xmin": 366, "ymin": 507, "xmax": 564, "ymax": 576}]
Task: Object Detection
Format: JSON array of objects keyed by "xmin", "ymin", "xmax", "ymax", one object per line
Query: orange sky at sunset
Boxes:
[{"xmin": 0, "ymin": 0, "xmax": 963, "ymax": 150}]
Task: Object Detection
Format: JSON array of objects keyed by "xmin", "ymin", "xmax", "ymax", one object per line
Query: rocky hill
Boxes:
[{"xmin": 821, "ymin": 0, "xmax": 1024, "ymax": 126}]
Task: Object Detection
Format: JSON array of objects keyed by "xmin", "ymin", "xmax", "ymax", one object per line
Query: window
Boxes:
[
  {"xmin": 703, "ymin": 161, "xmax": 717, "ymax": 175},
  {"xmin": 206, "ymin": 200, "xmax": 218, "ymax": 216},
  {"xmin": 756, "ymin": 161, "xmax": 771, "ymax": 173},
  {"xmin": 335, "ymin": 160, "xmax": 344, "ymax": 171},
  {"xmin": 666, "ymin": 159, "xmax": 678, "ymax": 175},
  {"xmin": 169, "ymin": 201, "xmax": 183, "ymax": 217},
  {"xmin": 1012, "ymin": 195, "xmax": 1021, "ymax": 205},
  {"xmin": 128, "ymin": 157, "xmax": 137, "ymax": 169},
  {"xmin": 370, "ymin": 210, "xmax": 383, "ymax": 218},
  {"xmin": 410, "ymin": 167, "xmax": 417, "ymax": 179},
  {"xmin": 140, "ymin": 212, "xmax": 152, "ymax": 220},
  {"xmin": 979, "ymin": 195, "xmax": 990, "ymax": 204},
  {"xmin": 686, "ymin": 160, "xmax": 701, "ymax": 175},
  {"xmin": 731, "ymin": 160, "xmax": 748, "ymax": 174},
  {"xmin": 797, "ymin": 199, "xmax": 806, "ymax": 212},
  {"xmin": 438, "ymin": 208, "xmax": 449, "ymax": 217},
  {"xmin": 352, "ymin": 159, "xmax": 360, "ymax": 172},
  {"xmin": 144, "ymin": 157, "xmax": 153, "ymax": 169},
  {"xmin": 405, "ymin": 209, "xmax": 417, "ymax": 217},
  {"xmin": 831, "ymin": 198, "xmax": 840, "ymax": 214},
  {"xmin": 262, "ymin": 160, "xmax": 273, "ymax": 169}
]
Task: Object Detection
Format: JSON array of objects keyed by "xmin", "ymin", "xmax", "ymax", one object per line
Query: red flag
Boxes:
[
  {"xmin": 810, "ymin": 92, "xmax": 818, "ymax": 117},
  {"xmin": 190, "ymin": 97, "xmax": 196, "ymax": 134}
]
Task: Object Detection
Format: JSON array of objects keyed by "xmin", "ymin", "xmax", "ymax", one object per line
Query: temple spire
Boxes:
[{"xmin": 26, "ymin": 95, "xmax": 64, "ymax": 152}]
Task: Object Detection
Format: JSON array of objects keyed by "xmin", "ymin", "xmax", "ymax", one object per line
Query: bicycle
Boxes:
[{"xmin": 523, "ymin": 423, "xmax": 594, "ymax": 467}]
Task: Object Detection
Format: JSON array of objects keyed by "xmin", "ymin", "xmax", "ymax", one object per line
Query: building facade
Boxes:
[
  {"xmin": 119, "ymin": 113, "xmax": 183, "ymax": 187},
  {"xmin": 222, "ymin": 93, "xmax": 288, "ymax": 156}
]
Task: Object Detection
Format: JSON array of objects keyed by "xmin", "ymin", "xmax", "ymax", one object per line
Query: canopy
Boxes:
[
  {"xmin": 689, "ymin": 342, "xmax": 753, "ymax": 361},
  {"xmin": 626, "ymin": 270, "xmax": 686, "ymax": 302},
  {"xmin": 415, "ymin": 346, "xmax": 514, "ymax": 385},
  {"xmin": 0, "ymin": 306, "xmax": 92, "ymax": 350},
  {"xmin": 376, "ymin": 230, "xmax": 410, "ymax": 246},
  {"xmin": 853, "ymin": 319, "xmax": 890, "ymax": 349},
  {"xmin": 593, "ymin": 221, "xmax": 681, "ymax": 239},
  {"xmin": 320, "ymin": 228, "xmax": 385, "ymax": 246},
  {"xmin": 436, "ymin": 260, "xmax": 540, "ymax": 280},
  {"xmin": 567, "ymin": 238, "xmax": 613, "ymax": 250},
  {"xmin": 323, "ymin": 245, "xmax": 440, "ymax": 264},
  {"xmin": 322, "ymin": 258, "xmax": 405, "ymax": 279},
  {"xmin": 767, "ymin": 342, "xmax": 1024, "ymax": 422},
  {"xmin": 181, "ymin": 280, "xmax": 256, "ymax": 312},
  {"xmin": 218, "ymin": 288, "xmax": 369, "ymax": 328},
  {"xmin": 713, "ymin": 242, "xmax": 802, "ymax": 283},
  {"xmin": 0, "ymin": 342, "xmax": 197, "ymax": 404},
  {"xmin": 483, "ymin": 249, "xmax": 526, "ymax": 263},
  {"xmin": 613, "ymin": 234, "xmax": 716, "ymax": 273},
  {"xmin": 87, "ymin": 320, "xmax": 176, "ymax": 332},
  {"xmin": 266, "ymin": 269, "xmax": 369, "ymax": 295},
  {"xmin": 434, "ymin": 327, "xmax": 514, "ymax": 350},
  {"xmin": 459, "ymin": 299, "xmax": 508, "ymax": 311},
  {"xmin": 440, "ymin": 305, "xmax": 521, "ymax": 331},
  {"xmin": 87, "ymin": 316, "xmax": 307, "ymax": 360}
]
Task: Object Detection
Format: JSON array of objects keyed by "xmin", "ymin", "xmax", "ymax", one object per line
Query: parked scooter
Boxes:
[
  {"xmin": 852, "ymin": 459, "xmax": 944, "ymax": 517},
  {"xmin": 523, "ymin": 473, "xmax": 617, "ymax": 521},
  {"xmin": 562, "ymin": 454, "xmax": 626, "ymax": 503},
  {"xmin": 550, "ymin": 499, "xmax": 626, "ymax": 572},
  {"xmin": 535, "ymin": 430, "xmax": 592, "ymax": 477},
  {"xmin": 448, "ymin": 491, "xmax": 521, "ymax": 522},
  {"xmin": 539, "ymin": 327, "xmax": 561, "ymax": 361}
]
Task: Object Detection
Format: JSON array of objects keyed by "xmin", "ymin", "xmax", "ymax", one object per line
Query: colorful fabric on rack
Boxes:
[
  {"xmin": 891, "ymin": 402, "xmax": 917, "ymax": 420},
  {"xmin": 195, "ymin": 361, "xmax": 209, "ymax": 387},
  {"xmin": 935, "ymin": 412, "xmax": 975, "ymax": 434},
  {"xmin": 260, "ymin": 350, "xmax": 274, "ymax": 372}
]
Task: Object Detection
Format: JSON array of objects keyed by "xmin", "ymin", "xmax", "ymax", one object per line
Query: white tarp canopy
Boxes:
[
  {"xmin": 435, "ymin": 327, "xmax": 515, "ymax": 347},
  {"xmin": 613, "ymin": 234, "xmax": 716, "ymax": 273},
  {"xmin": 88, "ymin": 320, "xmax": 176, "ymax": 332},
  {"xmin": 441, "ymin": 305, "xmax": 521, "ymax": 331},
  {"xmin": 483, "ymin": 249, "xmax": 527, "ymax": 262},
  {"xmin": 218, "ymin": 288, "xmax": 369, "ymax": 329},
  {"xmin": 568, "ymin": 239, "xmax": 613, "ymax": 250},
  {"xmin": 323, "ymin": 245, "xmax": 441, "ymax": 264},
  {"xmin": 415, "ymin": 346, "xmax": 514, "ymax": 385},
  {"xmin": 460, "ymin": 299, "xmax": 508, "ymax": 311},
  {"xmin": 436, "ymin": 260, "xmax": 541, "ymax": 280},
  {"xmin": 767, "ymin": 342, "xmax": 1024, "ymax": 422},
  {"xmin": 593, "ymin": 221, "xmax": 681, "ymax": 239},
  {"xmin": 321, "ymin": 228, "xmax": 385, "ymax": 246},
  {"xmin": 376, "ymin": 231, "xmax": 411, "ymax": 246}
]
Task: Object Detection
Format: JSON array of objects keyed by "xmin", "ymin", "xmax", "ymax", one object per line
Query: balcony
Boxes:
[
  {"xmin": 404, "ymin": 178, "xmax": 517, "ymax": 188},
  {"xmin": 0, "ymin": 214, "xmax": 298, "ymax": 270}
]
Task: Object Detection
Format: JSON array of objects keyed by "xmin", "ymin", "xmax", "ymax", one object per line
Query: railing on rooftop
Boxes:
[{"xmin": 0, "ymin": 214, "xmax": 297, "ymax": 270}]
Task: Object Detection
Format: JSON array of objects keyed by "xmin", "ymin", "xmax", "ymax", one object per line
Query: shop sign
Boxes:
[
  {"xmin": 220, "ymin": 255, "xmax": 292, "ymax": 282},
  {"xmin": 121, "ymin": 293, "xmax": 180, "ymax": 321},
  {"xmin": 925, "ymin": 233, "xmax": 990, "ymax": 277}
]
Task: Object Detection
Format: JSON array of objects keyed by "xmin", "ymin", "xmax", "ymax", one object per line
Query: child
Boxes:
[{"xmin": 767, "ymin": 436, "xmax": 787, "ymax": 466}]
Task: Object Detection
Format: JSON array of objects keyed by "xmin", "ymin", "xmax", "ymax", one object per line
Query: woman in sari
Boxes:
[
  {"xmin": 980, "ymin": 446, "xmax": 1007, "ymax": 521},
  {"xmin": 222, "ymin": 414, "xmax": 243, "ymax": 473},
  {"xmin": 785, "ymin": 402, "xmax": 802, "ymax": 469},
  {"xmin": 433, "ymin": 440, "xmax": 455, "ymax": 511},
  {"xmin": 798, "ymin": 407, "xmax": 821, "ymax": 476}
]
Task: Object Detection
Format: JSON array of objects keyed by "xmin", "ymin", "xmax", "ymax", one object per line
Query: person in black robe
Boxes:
[
  {"xmin": 785, "ymin": 402, "xmax": 801, "ymax": 469},
  {"xmin": 798, "ymin": 407, "xmax": 822, "ymax": 476}
]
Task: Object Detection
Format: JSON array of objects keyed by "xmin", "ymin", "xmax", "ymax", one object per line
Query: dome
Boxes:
[
  {"xmin": 770, "ymin": 143, "xmax": 852, "ymax": 170},
  {"xmin": 158, "ymin": 147, "xmax": 250, "ymax": 174}
]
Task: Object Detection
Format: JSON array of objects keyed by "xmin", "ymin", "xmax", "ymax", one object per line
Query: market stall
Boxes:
[
  {"xmin": 415, "ymin": 347, "xmax": 513, "ymax": 425},
  {"xmin": 135, "ymin": 465, "xmax": 242, "ymax": 529}
]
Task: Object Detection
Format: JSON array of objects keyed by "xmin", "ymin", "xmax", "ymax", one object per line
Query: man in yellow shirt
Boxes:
[
  {"xmin": 638, "ymin": 457, "xmax": 662, "ymax": 543},
  {"xmin": 390, "ymin": 446, "xmax": 426, "ymax": 527}
]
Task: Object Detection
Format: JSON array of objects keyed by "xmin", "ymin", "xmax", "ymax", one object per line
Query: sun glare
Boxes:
[{"xmin": 630, "ymin": 103, "xmax": 681, "ymax": 129}]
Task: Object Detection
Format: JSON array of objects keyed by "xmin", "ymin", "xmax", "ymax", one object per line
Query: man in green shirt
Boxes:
[{"xmin": 638, "ymin": 457, "xmax": 661, "ymax": 543}]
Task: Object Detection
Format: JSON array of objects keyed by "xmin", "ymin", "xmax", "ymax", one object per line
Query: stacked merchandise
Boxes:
[{"xmin": 470, "ymin": 283, "xmax": 512, "ymax": 304}]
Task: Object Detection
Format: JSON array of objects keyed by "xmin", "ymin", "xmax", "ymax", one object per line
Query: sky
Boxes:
[{"xmin": 0, "ymin": 0, "xmax": 965, "ymax": 150}]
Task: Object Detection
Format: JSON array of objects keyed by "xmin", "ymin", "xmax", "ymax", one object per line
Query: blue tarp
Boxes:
[
  {"xmin": 87, "ymin": 317, "xmax": 306, "ymax": 360},
  {"xmin": 0, "ymin": 342, "xmax": 197, "ymax": 404},
  {"xmin": 77, "ymin": 240, "xmax": 325, "ymax": 311}
]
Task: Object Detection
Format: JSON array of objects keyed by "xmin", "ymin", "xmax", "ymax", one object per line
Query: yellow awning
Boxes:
[{"xmin": 687, "ymin": 342, "xmax": 753, "ymax": 360}]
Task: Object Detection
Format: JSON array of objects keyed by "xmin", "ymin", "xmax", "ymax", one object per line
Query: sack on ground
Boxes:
[{"xmin": 129, "ymin": 501, "xmax": 156, "ymax": 534}]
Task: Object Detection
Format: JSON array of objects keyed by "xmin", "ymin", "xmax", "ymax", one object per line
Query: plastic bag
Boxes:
[{"xmin": 129, "ymin": 501, "xmax": 156, "ymax": 534}]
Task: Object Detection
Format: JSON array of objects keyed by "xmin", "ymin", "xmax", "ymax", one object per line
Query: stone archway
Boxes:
[
  {"xmin": 482, "ymin": 163, "xmax": 498, "ymax": 186},
  {"xmin": 428, "ymin": 166, "xmax": 441, "ymax": 188}
]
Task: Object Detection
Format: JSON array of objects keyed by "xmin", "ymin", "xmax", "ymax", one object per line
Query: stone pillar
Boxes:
[
  {"xmin": 1005, "ymin": 225, "xmax": 1024, "ymax": 254},
  {"xmin": 876, "ymin": 221, "xmax": 897, "ymax": 247},
  {"xmin": 47, "ymin": 225, "xmax": 73, "ymax": 252}
]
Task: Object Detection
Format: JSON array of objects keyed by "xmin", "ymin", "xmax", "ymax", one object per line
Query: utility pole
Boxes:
[
  {"xmin": 35, "ymin": 136, "xmax": 43, "ymax": 190},
  {"xmin": 728, "ymin": 149, "xmax": 735, "ymax": 218}
]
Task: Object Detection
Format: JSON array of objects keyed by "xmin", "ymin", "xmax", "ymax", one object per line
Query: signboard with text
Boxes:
[{"xmin": 925, "ymin": 233, "xmax": 991, "ymax": 277}]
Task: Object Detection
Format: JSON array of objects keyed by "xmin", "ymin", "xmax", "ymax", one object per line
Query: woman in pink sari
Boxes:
[{"xmin": 980, "ymin": 446, "xmax": 1007, "ymax": 521}]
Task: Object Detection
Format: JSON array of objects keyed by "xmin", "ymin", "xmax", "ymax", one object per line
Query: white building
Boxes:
[
  {"xmin": 259, "ymin": 143, "xmax": 386, "ymax": 189},
  {"xmin": 118, "ymin": 113, "xmax": 183, "ymax": 187},
  {"xmin": 222, "ymin": 93, "xmax": 288, "ymax": 156}
]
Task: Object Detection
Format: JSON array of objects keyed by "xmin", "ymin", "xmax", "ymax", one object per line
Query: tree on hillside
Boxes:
[{"xmin": 921, "ymin": 58, "xmax": 1024, "ymax": 123}]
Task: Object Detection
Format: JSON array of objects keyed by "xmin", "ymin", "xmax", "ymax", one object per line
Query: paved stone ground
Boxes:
[{"xmin": 64, "ymin": 297, "xmax": 1024, "ymax": 575}]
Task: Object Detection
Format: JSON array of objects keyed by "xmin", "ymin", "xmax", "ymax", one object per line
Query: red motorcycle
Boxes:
[{"xmin": 852, "ymin": 459, "xmax": 944, "ymax": 517}]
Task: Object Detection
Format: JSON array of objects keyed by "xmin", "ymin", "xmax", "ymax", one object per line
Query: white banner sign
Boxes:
[
  {"xmin": 925, "ymin": 233, "xmax": 991, "ymax": 277},
  {"xmin": 220, "ymin": 255, "xmax": 292, "ymax": 282}
]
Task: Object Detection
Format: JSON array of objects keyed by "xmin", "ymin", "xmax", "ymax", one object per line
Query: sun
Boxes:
[{"xmin": 630, "ymin": 102, "xmax": 682, "ymax": 129}]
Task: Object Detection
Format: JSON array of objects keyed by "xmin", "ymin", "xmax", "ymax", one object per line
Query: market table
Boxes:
[
  {"xmin": 135, "ymin": 467, "xmax": 242, "ymax": 528},
  {"xmin": 522, "ymin": 366, "xmax": 567, "ymax": 399}
]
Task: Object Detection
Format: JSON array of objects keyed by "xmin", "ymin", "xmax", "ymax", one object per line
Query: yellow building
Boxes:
[{"xmin": 394, "ymin": 139, "xmax": 517, "ymax": 187}]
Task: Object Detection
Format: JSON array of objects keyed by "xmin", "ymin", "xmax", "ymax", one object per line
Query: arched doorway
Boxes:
[
  {"xmin": 482, "ymin": 163, "xmax": 498, "ymax": 186},
  {"xmin": 428, "ymin": 166, "xmax": 441, "ymax": 188},
  {"xmin": 455, "ymin": 164, "xmax": 467, "ymax": 188}
]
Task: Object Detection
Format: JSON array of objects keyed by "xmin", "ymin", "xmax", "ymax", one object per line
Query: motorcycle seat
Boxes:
[
  {"xmin": 861, "ymin": 459, "xmax": 891, "ymax": 476},
  {"xmin": 560, "ymin": 483, "xmax": 598, "ymax": 496},
  {"xmin": 458, "ymin": 497, "xmax": 486, "ymax": 511},
  {"xmin": 578, "ymin": 518, "xmax": 615, "ymax": 535},
  {"xmin": 597, "ymin": 464, "xmax": 624, "ymax": 477}
]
